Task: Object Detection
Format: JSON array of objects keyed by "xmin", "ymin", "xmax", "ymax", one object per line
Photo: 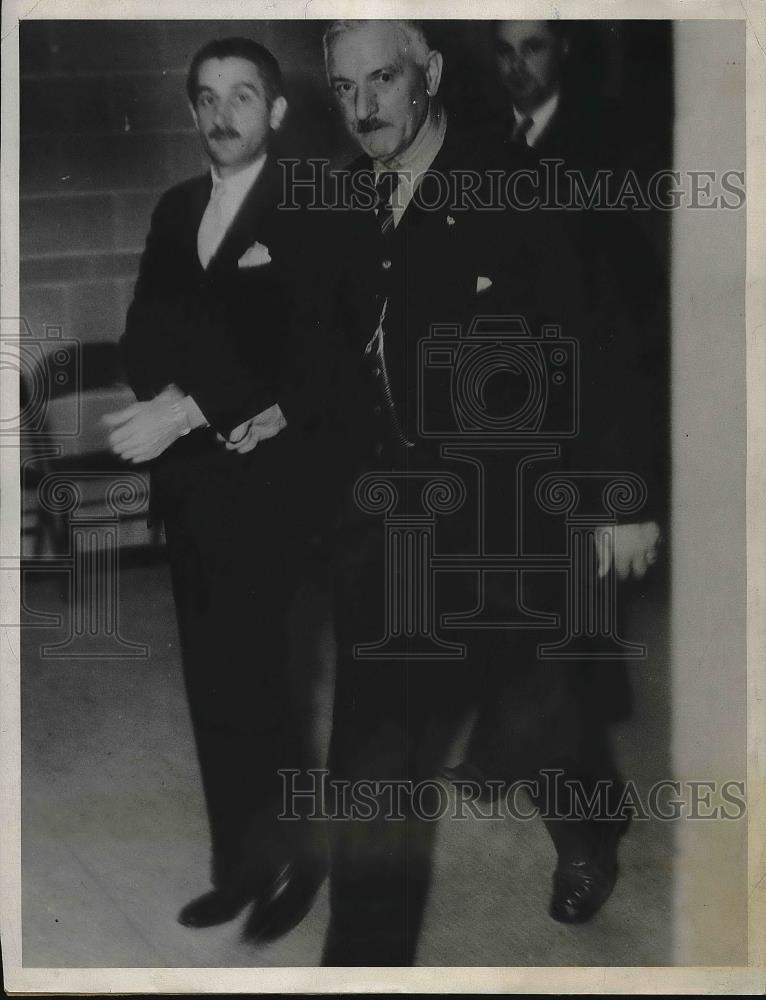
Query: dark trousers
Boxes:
[
  {"xmin": 159, "ymin": 443, "xmax": 318, "ymax": 894},
  {"xmin": 464, "ymin": 567, "xmax": 630, "ymax": 861},
  {"xmin": 323, "ymin": 515, "xmax": 624, "ymax": 966},
  {"xmin": 463, "ymin": 644, "xmax": 624, "ymax": 862}
]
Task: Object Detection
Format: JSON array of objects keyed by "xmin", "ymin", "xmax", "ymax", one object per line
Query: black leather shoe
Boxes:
[
  {"xmin": 549, "ymin": 857, "xmax": 617, "ymax": 924},
  {"xmin": 178, "ymin": 887, "xmax": 255, "ymax": 928},
  {"xmin": 241, "ymin": 860, "xmax": 326, "ymax": 944},
  {"xmin": 440, "ymin": 761, "xmax": 504, "ymax": 805},
  {"xmin": 548, "ymin": 817, "xmax": 630, "ymax": 924}
]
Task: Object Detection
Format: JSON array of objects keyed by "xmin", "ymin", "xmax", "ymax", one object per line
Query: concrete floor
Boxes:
[{"xmin": 21, "ymin": 555, "xmax": 674, "ymax": 968}]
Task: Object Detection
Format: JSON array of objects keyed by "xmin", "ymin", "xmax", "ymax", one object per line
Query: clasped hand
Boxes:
[
  {"xmin": 217, "ymin": 403, "xmax": 287, "ymax": 454},
  {"xmin": 104, "ymin": 385, "xmax": 189, "ymax": 464}
]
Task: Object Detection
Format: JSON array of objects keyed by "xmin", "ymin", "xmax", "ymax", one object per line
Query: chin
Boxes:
[{"xmin": 359, "ymin": 129, "xmax": 398, "ymax": 162}]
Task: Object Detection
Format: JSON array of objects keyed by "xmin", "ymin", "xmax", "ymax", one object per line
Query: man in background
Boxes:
[
  {"xmin": 105, "ymin": 37, "xmax": 329, "ymax": 942},
  {"xmin": 493, "ymin": 19, "xmax": 571, "ymax": 152},
  {"xmin": 443, "ymin": 18, "xmax": 668, "ymax": 924}
]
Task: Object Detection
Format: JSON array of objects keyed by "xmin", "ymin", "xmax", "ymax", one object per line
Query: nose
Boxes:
[
  {"xmin": 355, "ymin": 84, "xmax": 376, "ymax": 123},
  {"xmin": 499, "ymin": 47, "xmax": 519, "ymax": 72},
  {"xmin": 508, "ymin": 50, "xmax": 527, "ymax": 73},
  {"xmin": 211, "ymin": 102, "xmax": 230, "ymax": 127}
]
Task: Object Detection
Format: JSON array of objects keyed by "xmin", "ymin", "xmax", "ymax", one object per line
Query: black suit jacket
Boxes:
[
  {"xmin": 121, "ymin": 157, "xmax": 335, "ymax": 521},
  {"xmin": 483, "ymin": 101, "xmax": 669, "ymax": 525},
  {"xmin": 534, "ymin": 98, "xmax": 669, "ymax": 526},
  {"xmin": 329, "ymin": 126, "xmax": 583, "ymax": 479},
  {"xmin": 325, "ymin": 119, "xmax": 667, "ymax": 550}
]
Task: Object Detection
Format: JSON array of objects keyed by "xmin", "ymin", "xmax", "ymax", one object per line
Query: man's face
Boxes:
[
  {"xmin": 191, "ymin": 56, "xmax": 285, "ymax": 176},
  {"xmin": 494, "ymin": 21, "xmax": 564, "ymax": 114},
  {"xmin": 326, "ymin": 23, "xmax": 433, "ymax": 163}
]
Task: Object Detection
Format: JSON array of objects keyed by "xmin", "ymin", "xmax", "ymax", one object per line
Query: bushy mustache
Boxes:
[{"xmin": 356, "ymin": 117, "xmax": 388, "ymax": 135}]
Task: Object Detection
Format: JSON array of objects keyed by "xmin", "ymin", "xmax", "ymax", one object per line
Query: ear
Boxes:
[
  {"xmin": 269, "ymin": 95, "xmax": 288, "ymax": 131},
  {"xmin": 424, "ymin": 49, "xmax": 444, "ymax": 98}
]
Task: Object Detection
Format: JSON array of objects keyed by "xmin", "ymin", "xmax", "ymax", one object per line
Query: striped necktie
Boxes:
[{"xmin": 374, "ymin": 170, "xmax": 399, "ymax": 237}]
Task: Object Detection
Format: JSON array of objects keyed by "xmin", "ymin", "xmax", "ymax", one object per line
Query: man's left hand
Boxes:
[
  {"xmin": 221, "ymin": 403, "xmax": 287, "ymax": 454},
  {"xmin": 595, "ymin": 521, "xmax": 662, "ymax": 581},
  {"xmin": 104, "ymin": 385, "xmax": 190, "ymax": 463}
]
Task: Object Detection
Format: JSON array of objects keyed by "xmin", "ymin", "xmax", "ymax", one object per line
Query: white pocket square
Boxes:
[
  {"xmin": 476, "ymin": 275, "xmax": 493, "ymax": 294},
  {"xmin": 238, "ymin": 241, "xmax": 272, "ymax": 268}
]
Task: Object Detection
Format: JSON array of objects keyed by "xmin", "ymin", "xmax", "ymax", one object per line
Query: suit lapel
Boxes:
[
  {"xmin": 205, "ymin": 158, "xmax": 280, "ymax": 276},
  {"xmin": 387, "ymin": 136, "xmax": 456, "ymax": 242},
  {"xmin": 348, "ymin": 150, "xmax": 447, "ymax": 248},
  {"xmin": 175, "ymin": 175, "xmax": 212, "ymax": 276}
]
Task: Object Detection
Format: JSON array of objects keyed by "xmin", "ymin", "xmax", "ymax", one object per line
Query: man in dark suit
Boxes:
[
  {"xmin": 104, "ymin": 37, "xmax": 329, "ymax": 941},
  {"xmin": 442, "ymin": 16, "xmax": 668, "ymax": 924},
  {"xmin": 320, "ymin": 19, "xmax": 665, "ymax": 965}
]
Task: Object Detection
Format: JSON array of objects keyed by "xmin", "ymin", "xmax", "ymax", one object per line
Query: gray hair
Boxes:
[{"xmin": 322, "ymin": 19, "xmax": 433, "ymax": 71}]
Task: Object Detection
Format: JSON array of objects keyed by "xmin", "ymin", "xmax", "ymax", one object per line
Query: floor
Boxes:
[{"xmin": 20, "ymin": 552, "xmax": 674, "ymax": 968}]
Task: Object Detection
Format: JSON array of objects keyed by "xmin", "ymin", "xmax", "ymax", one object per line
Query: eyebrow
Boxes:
[
  {"xmin": 370, "ymin": 60, "xmax": 402, "ymax": 80},
  {"xmin": 197, "ymin": 80, "xmax": 262, "ymax": 94},
  {"xmin": 330, "ymin": 61, "xmax": 401, "ymax": 85}
]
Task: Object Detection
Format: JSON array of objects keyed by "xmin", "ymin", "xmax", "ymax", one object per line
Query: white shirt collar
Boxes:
[
  {"xmin": 513, "ymin": 91, "xmax": 560, "ymax": 148},
  {"xmin": 372, "ymin": 108, "xmax": 448, "ymax": 227},
  {"xmin": 210, "ymin": 153, "xmax": 267, "ymax": 204},
  {"xmin": 375, "ymin": 106, "xmax": 447, "ymax": 177}
]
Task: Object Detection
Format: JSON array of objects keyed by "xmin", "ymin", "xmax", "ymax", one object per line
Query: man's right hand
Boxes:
[{"xmin": 103, "ymin": 385, "xmax": 190, "ymax": 463}]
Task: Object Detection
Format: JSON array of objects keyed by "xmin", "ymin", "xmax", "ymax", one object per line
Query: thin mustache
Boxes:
[{"xmin": 208, "ymin": 127, "xmax": 241, "ymax": 140}]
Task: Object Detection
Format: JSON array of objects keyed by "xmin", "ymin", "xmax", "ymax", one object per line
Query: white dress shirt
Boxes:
[
  {"xmin": 197, "ymin": 154, "xmax": 267, "ymax": 269},
  {"xmin": 181, "ymin": 154, "xmax": 268, "ymax": 431}
]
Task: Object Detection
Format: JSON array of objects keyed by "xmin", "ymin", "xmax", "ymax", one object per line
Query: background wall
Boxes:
[{"xmin": 670, "ymin": 18, "xmax": 748, "ymax": 965}]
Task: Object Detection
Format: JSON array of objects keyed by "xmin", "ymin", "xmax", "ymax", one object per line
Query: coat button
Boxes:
[
  {"xmin": 382, "ymin": 259, "xmax": 392, "ymax": 270},
  {"xmin": 373, "ymin": 405, "xmax": 382, "ymax": 416},
  {"xmin": 373, "ymin": 367, "xmax": 382, "ymax": 377},
  {"xmin": 374, "ymin": 442, "xmax": 384, "ymax": 457}
]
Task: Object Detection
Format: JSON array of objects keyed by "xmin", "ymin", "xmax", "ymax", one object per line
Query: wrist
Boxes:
[
  {"xmin": 180, "ymin": 394, "xmax": 210, "ymax": 430},
  {"xmin": 167, "ymin": 397, "xmax": 192, "ymax": 437}
]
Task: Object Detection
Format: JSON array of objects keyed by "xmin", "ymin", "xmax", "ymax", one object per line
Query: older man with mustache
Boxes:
[
  {"xmin": 317, "ymin": 16, "xmax": 667, "ymax": 966},
  {"xmin": 318, "ymin": 19, "xmax": 590, "ymax": 966}
]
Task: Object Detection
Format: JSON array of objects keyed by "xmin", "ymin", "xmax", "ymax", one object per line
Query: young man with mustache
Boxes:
[{"xmin": 105, "ymin": 37, "xmax": 330, "ymax": 943}]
